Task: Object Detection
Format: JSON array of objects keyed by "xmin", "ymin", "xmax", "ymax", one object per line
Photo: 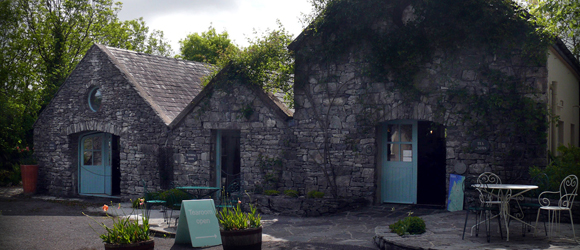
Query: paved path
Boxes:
[{"xmin": 1, "ymin": 187, "xmax": 580, "ymax": 250}]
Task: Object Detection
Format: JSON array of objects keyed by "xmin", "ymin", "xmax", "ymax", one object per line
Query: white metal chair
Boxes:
[
  {"xmin": 534, "ymin": 175, "xmax": 578, "ymax": 239},
  {"xmin": 476, "ymin": 172, "xmax": 504, "ymax": 242}
]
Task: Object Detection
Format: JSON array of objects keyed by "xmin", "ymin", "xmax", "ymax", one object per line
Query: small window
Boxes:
[{"xmin": 88, "ymin": 87, "xmax": 102, "ymax": 112}]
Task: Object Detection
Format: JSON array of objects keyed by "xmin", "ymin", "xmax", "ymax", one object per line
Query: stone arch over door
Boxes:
[
  {"xmin": 65, "ymin": 121, "xmax": 122, "ymax": 136},
  {"xmin": 66, "ymin": 122, "xmax": 122, "ymax": 197}
]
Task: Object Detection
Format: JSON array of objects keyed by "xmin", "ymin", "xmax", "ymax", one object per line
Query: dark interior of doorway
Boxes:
[
  {"xmin": 417, "ymin": 121, "xmax": 446, "ymax": 206},
  {"xmin": 111, "ymin": 135, "xmax": 121, "ymax": 195},
  {"xmin": 220, "ymin": 130, "xmax": 241, "ymax": 192}
]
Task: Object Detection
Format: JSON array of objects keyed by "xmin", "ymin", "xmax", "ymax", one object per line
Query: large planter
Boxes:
[
  {"xmin": 220, "ymin": 227, "xmax": 262, "ymax": 250},
  {"xmin": 20, "ymin": 164, "xmax": 38, "ymax": 194},
  {"xmin": 104, "ymin": 239, "xmax": 154, "ymax": 250}
]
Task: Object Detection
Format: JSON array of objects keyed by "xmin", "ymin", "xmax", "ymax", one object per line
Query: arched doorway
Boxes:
[
  {"xmin": 78, "ymin": 132, "xmax": 120, "ymax": 196},
  {"xmin": 379, "ymin": 120, "xmax": 446, "ymax": 205}
]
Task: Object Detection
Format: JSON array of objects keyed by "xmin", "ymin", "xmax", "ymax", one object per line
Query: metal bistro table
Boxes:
[
  {"xmin": 175, "ymin": 186, "xmax": 221, "ymax": 199},
  {"xmin": 472, "ymin": 183, "xmax": 538, "ymax": 241}
]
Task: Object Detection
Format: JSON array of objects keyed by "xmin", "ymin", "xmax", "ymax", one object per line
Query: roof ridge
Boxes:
[{"xmin": 102, "ymin": 44, "xmax": 212, "ymax": 67}]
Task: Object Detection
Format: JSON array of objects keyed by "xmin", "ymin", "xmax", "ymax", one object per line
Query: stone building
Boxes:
[
  {"xmin": 33, "ymin": 44, "xmax": 211, "ymax": 197},
  {"xmin": 34, "ymin": 0, "xmax": 580, "ymax": 209},
  {"xmin": 167, "ymin": 67, "xmax": 295, "ymax": 194},
  {"xmin": 287, "ymin": 0, "xmax": 580, "ymax": 206}
]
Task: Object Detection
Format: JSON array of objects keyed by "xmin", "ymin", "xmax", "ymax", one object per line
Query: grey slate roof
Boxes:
[{"xmin": 101, "ymin": 45, "xmax": 212, "ymax": 125}]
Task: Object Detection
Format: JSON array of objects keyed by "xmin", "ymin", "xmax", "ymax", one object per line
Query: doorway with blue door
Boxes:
[
  {"xmin": 78, "ymin": 132, "xmax": 121, "ymax": 196},
  {"xmin": 379, "ymin": 120, "xmax": 446, "ymax": 206}
]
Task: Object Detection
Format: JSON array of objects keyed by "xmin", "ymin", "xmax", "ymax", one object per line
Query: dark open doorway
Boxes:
[
  {"xmin": 111, "ymin": 135, "xmax": 121, "ymax": 195},
  {"xmin": 417, "ymin": 121, "xmax": 446, "ymax": 206},
  {"xmin": 214, "ymin": 130, "xmax": 241, "ymax": 191}
]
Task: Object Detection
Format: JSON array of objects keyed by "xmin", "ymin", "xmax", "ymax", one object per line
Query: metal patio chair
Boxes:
[
  {"xmin": 534, "ymin": 174, "xmax": 578, "ymax": 239},
  {"xmin": 462, "ymin": 175, "xmax": 503, "ymax": 242},
  {"xmin": 142, "ymin": 179, "xmax": 167, "ymax": 221}
]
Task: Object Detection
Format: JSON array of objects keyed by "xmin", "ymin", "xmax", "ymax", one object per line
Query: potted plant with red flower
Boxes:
[{"xmin": 16, "ymin": 146, "xmax": 38, "ymax": 194}]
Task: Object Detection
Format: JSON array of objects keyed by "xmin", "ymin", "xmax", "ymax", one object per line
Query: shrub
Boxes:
[
  {"xmin": 264, "ymin": 190, "xmax": 280, "ymax": 196},
  {"xmin": 389, "ymin": 216, "xmax": 426, "ymax": 236},
  {"xmin": 0, "ymin": 164, "xmax": 20, "ymax": 187},
  {"xmin": 531, "ymin": 144, "xmax": 580, "ymax": 191},
  {"xmin": 307, "ymin": 190, "xmax": 325, "ymax": 198},
  {"xmin": 160, "ymin": 189, "xmax": 191, "ymax": 209},
  {"xmin": 283, "ymin": 190, "xmax": 299, "ymax": 197}
]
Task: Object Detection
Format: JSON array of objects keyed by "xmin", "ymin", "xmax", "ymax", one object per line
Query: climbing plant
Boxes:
[
  {"xmin": 294, "ymin": 0, "xmax": 555, "ymax": 195},
  {"xmin": 204, "ymin": 21, "xmax": 295, "ymax": 108}
]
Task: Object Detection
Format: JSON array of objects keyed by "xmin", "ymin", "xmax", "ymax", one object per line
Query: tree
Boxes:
[
  {"xmin": 526, "ymin": 0, "xmax": 580, "ymax": 59},
  {"xmin": 0, "ymin": 0, "xmax": 172, "ymax": 174},
  {"xmin": 206, "ymin": 22, "xmax": 294, "ymax": 106},
  {"xmin": 178, "ymin": 26, "xmax": 239, "ymax": 65},
  {"xmin": 98, "ymin": 17, "xmax": 173, "ymax": 57},
  {"xmin": 16, "ymin": 0, "xmax": 173, "ymax": 106}
]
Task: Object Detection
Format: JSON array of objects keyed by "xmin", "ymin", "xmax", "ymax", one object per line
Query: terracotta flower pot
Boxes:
[
  {"xmin": 20, "ymin": 164, "xmax": 38, "ymax": 194},
  {"xmin": 104, "ymin": 239, "xmax": 154, "ymax": 250},
  {"xmin": 220, "ymin": 227, "xmax": 262, "ymax": 250}
]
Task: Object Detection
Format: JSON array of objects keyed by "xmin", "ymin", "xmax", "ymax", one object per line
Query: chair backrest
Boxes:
[
  {"xmin": 525, "ymin": 173, "xmax": 550, "ymax": 198},
  {"xmin": 477, "ymin": 172, "xmax": 502, "ymax": 185},
  {"xmin": 558, "ymin": 175, "xmax": 578, "ymax": 208},
  {"xmin": 477, "ymin": 172, "xmax": 502, "ymax": 204}
]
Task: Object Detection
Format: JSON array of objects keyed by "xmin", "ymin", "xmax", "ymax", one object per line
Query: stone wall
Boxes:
[
  {"xmin": 33, "ymin": 46, "xmax": 168, "ymax": 198},
  {"xmin": 292, "ymin": 25, "xmax": 548, "ymax": 202},
  {"xmin": 169, "ymin": 82, "xmax": 297, "ymax": 193},
  {"xmin": 245, "ymin": 194, "xmax": 369, "ymax": 217}
]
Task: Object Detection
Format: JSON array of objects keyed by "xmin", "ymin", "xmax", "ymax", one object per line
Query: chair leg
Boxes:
[
  {"xmin": 486, "ymin": 210, "xmax": 491, "ymax": 243},
  {"xmin": 497, "ymin": 210, "xmax": 503, "ymax": 239},
  {"xmin": 534, "ymin": 208, "xmax": 541, "ymax": 237},
  {"xmin": 569, "ymin": 210, "xmax": 576, "ymax": 239},
  {"xmin": 463, "ymin": 210, "xmax": 469, "ymax": 240}
]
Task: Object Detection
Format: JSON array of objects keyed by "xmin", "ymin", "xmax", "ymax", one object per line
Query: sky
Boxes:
[{"xmin": 117, "ymin": 0, "xmax": 314, "ymax": 56}]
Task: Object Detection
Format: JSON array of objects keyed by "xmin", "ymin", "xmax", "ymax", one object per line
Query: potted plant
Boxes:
[
  {"xmin": 217, "ymin": 200, "xmax": 262, "ymax": 250},
  {"xmin": 17, "ymin": 146, "xmax": 38, "ymax": 194},
  {"xmin": 85, "ymin": 200, "xmax": 154, "ymax": 250}
]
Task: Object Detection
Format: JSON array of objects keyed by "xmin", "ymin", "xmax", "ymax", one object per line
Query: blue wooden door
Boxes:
[
  {"xmin": 381, "ymin": 121, "xmax": 418, "ymax": 204},
  {"xmin": 79, "ymin": 133, "xmax": 112, "ymax": 195}
]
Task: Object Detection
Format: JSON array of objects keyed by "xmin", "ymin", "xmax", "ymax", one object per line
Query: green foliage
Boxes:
[
  {"xmin": 159, "ymin": 188, "xmax": 190, "ymax": 209},
  {"xmin": 178, "ymin": 25, "xmax": 239, "ymax": 64},
  {"xmin": 256, "ymin": 154, "xmax": 283, "ymax": 189},
  {"xmin": 284, "ymin": 190, "xmax": 299, "ymax": 197},
  {"xmin": 389, "ymin": 216, "xmax": 426, "ymax": 236},
  {"xmin": 0, "ymin": 0, "xmax": 172, "ymax": 173},
  {"xmin": 305, "ymin": 0, "xmax": 551, "ymax": 90},
  {"xmin": 530, "ymin": 144, "xmax": 580, "ymax": 191},
  {"xmin": 98, "ymin": 17, "xmax": 173, "ymax": 57},
  {"xmin": 84, "ymin": 202, "xmax": 150, "ymax": 244},
  {"xmin": 264, "ymin": 190, "xmax": 280, "ymax": 196},
  {"xmin": 307, "ymin": 190, "xmax": 325, "ymax": 198},
  {"xmin": 238, "ymin": 103, "xmax": 254, "ymax": 120},
  {"xmin": 205, "ymin": 22, "xmax": 294, "ymax": 108},
  {"xmin": 217, "ymin": 203, "xmax": 262, "ymax": 231},
  {"xmin": 0, "ymin": 164, "xmax": 20, "ymax": 187},
  {"xmin": 131, "ymin": 198, "xmax": 145, "ymax": 209},
  {"xmin": 527, "ymin": 0, "xmax": 580, "ymax": 59}
]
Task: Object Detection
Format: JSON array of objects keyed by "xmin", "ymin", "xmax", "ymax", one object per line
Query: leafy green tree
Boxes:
[
  {"xmin": 207, "ymin": 22, "xmax": 294, "ymax": 106},
  {"xmin": 16, "ymin": 0, "xmax": 172, "ymax": 105},
  {"xmin": 0, "ymin": 0, "xmax": 171, "ymax": 173},
  {"xmin": 525, "ymin": 0, "xmax": 580, "ymax": 59},
  {"xmin": 98, "ymin": 17, "xmax": 173, "ymax": 57},
  {"xmin": 0, "ymin": 0, "xmax": 40, "ymax": 171},
  {"xmin": 178, "ymin": 26, "xmax": 239, "ymax": 64}
]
